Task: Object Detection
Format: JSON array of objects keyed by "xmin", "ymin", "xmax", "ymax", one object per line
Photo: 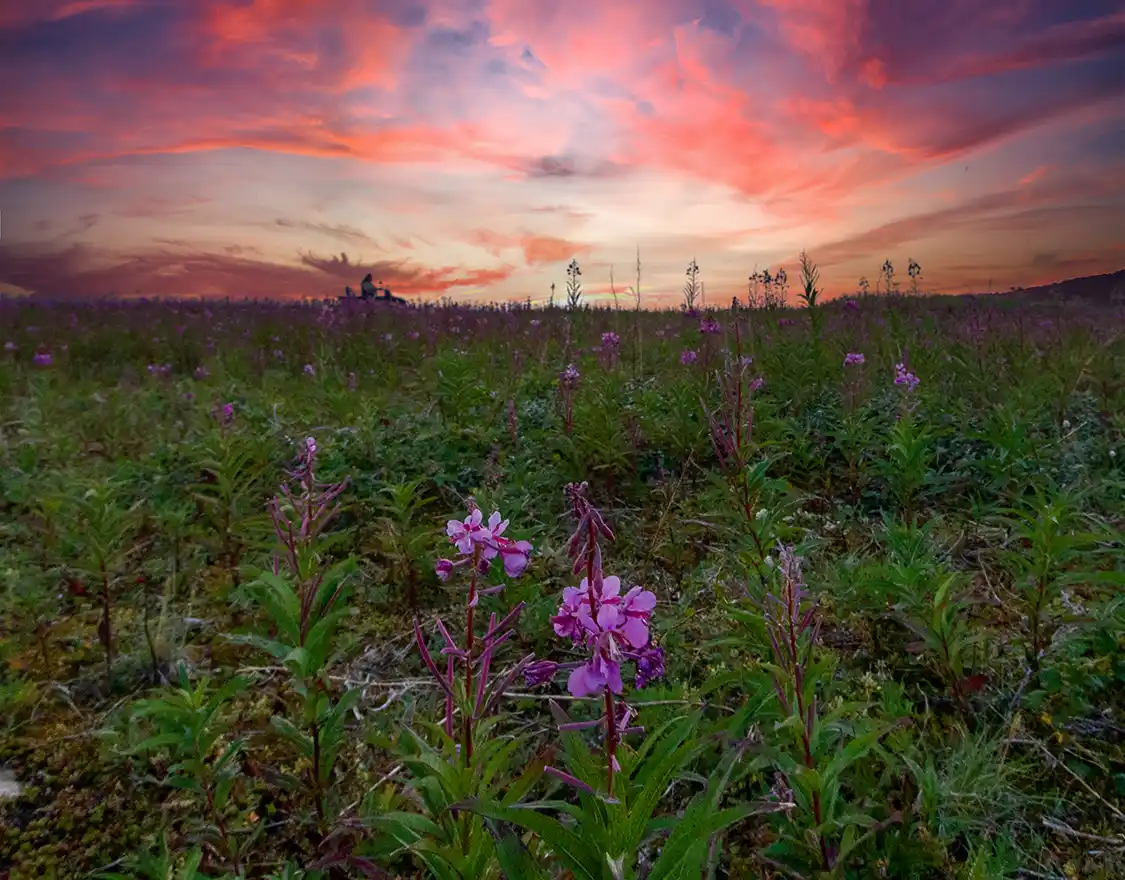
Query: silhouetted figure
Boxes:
[
  {"xmin": 360, "ymin": 273, "xmax": 379, "ymax": 300},
  {"xmin": 343, "ymin": 272, "xmax": 407, "ymax": 305}
]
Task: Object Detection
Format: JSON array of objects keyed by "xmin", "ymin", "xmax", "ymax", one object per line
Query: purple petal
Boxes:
[
  {"xmin": 625, "ymin": 588, "xmax": 656, "ymax": 612},
  {"xmin": 503, "ymin": 555, "xmax": 526, "ymax": 578},
  {"xmin": 597, "ymin": 604, "xmax": 620, "ymax": 631},
  {"xmin": 567, "ymin": 664, "xmax": 597, "ymax": 697},
  {"xmin": 605, "ymin": 660, "xmax": 623, "ymax": 695},
  {"xmin": 622, "ymin": 617, "xmax": 650, "ymax": 648}
]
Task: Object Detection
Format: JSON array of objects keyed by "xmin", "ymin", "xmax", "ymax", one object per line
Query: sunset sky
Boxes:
[{"xmin": 1, "ymin": 0, "xmax": 1123, "ymax": 305}]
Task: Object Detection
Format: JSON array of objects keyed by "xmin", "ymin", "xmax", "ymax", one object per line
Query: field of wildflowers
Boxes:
[{"xmin": 0, "ymin": 270, "xmax": 1123, "ymax": 879}]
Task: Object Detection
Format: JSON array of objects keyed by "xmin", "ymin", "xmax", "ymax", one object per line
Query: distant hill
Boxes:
[{"xmin": 968, "ymin": 269, "xmax": 1125, "ymax": 305}]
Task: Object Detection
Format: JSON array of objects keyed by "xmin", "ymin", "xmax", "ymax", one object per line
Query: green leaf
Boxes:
[
  {"xmin": 271, "ymin": 716, "xmax": 314, "ymax": 757},
  {"xmin": 648, "ymin": 804, "xmax": 763, "ymax": 880},
  {"xmin": 493, "ymin": 827, "xmax": 551, "ymax": 880},
  {"xmin": 458, "ymin": 799, "xmax": 601, "ymax": 880}
]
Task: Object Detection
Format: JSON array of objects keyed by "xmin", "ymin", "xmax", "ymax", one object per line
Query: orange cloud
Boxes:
[{"xmin": 463, "ymin": 230, "xmax": 593, "ymax": 265}]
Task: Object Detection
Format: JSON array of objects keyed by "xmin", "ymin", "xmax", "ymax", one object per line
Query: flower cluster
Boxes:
[
  {"xmin": 601, "ymin": 331, "xmax": 620, "ymax": 348},
  {"xmin": 551, "ymin": 574, "xmax": 657, "ymax": 696},
  {"xmin": 147, "ymin": 362, "xmax": 173, "ymax": 377},
  {"xmin": 844, "ymin": 352, "xmax": 865, "ymax": 366},
  {"xmin": 32, "ymin": 350, "xmax": 52, "ymax": 367},
  {"xmin": 416, "ymin": 499, "xmax": 535, "ymax": 758},
  {"xmin": 212, "ymin": 402, "xmax": 236, "ymax": 430},
  {"xmin": 436, "ymin": 508, "xmax": 533, "ymax": 585},
  {"xmin": 699, "ymin": 318, "xmax": 721, "ymax": 335},
  {"xmin": 559, "ymin": 363, "xmax": 581, "ymax": 385},
  {"xmin": 681, "ymin": 348, "xmax": 698, "ymax": 365},
  {"xmin": 894, "ymin": 362, "xmax": 920, "ymax": 390},
  {"xmin": 528, "ymin": 483, "xmax": 664, "ymax": 793}
]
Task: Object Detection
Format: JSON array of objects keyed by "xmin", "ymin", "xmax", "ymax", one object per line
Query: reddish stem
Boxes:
[
  {"xmin": 604, "ymin": 688, "xmax": 617, "ymax": 795},
  {"xmin": 464, "ymin": 553, "xmax": 478, "ymax": 766}
]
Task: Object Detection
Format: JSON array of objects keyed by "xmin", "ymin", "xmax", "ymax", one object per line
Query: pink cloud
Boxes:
[{"xmin": 1, "ymin": 0, "xmax": 1121, "ymax": 302}]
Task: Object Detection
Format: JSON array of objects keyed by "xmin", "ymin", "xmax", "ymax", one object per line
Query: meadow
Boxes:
[{"xmin": 0, "ymin": 266, "xmax": 1123, "ymax": 879}]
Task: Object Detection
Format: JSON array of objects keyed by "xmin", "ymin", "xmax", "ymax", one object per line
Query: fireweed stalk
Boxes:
[
  {"xmin": 762, "ymin": 545, "xmax": 829, "ymax": 868},
  {"xmin": 417, "ymin": 500, "xmax": 534, "ymax": 766},
  {"xmin": 528, "ymin": 482, "xmax": 663, "ymax": 796},
  {"xmin": 599, "ymin": 330, "xmax": 620, "ymax": 370},
  {"xmin": 558, "ymin": 363, "xmax": 580, "ymax": 434},
  {"xmin": 757, "ymin": 545, "xmax": 904, "ymax": 873},
  {"xmin": 701, "ymin": 318, "xmax": 772, "ymax": 587},
  {"xmin": 237, "ymin": 436, "xmax": 355, "ymax": 825}
]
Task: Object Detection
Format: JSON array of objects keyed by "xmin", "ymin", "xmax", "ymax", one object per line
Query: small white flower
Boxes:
[
  {"xmin": 1062, "ymin": 419, "xmax": 1071, "ymax": 430},
  {"xmin": 1111, "ymin": 449, "xmax": 1117, "ymax": 458}
]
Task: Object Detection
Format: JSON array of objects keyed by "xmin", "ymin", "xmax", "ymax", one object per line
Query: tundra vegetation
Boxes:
[{"xmin": 1, "ymin": 257, "xmax": 1123, "ymax": 879}]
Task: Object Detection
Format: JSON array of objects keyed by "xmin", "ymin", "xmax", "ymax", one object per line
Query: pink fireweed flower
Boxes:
[
  {"xmin": 569, "ymin": 645, "xmax": 624, "ymax": 697},
  {"xmin": 447, "ymin": 508, "xmax": 487, "ymax": 554},
  {"xmin": 894, "ymin": 362, "xmax": 920, "ymax": 391},
  {"xmin": 493, "ymin": 536, "xmax": 534, "ymax": 577},
  {"xmin": 213, "ymin": 402, "xmax": 235, "ymax": 428},
  {"xmin": 194, "ymin": 366, "xmax": 210, "ymax": 380},
  {"xmin": 601, "ymin": 331, "xmax": 620, "ymax": 347},
  {"xmin": 699, "ymin": 318, "xmax": 721, "ymax": 334},
  {"xmin": 445, "ymin": 508, "xmax": 533, "ymax": 578},
  {"xmin": 32, "ymin": 351, "xmax": 52, "ymax": 366},
  {"xmin": 560, "ymin": 363, "xmax": 581, "ymax": 384},
  {"xmin": 681, "ymin": 348, "xmax": 698, "ymax": 364},
  {"xmin": 551, "ymin": 584, "xmax": 589, "ymax": 640},
  {"xmin": 551, "ymin": 573, "xmax": 657, "ymax": 697},
  {"xmin": 435, "ymin": 558, "xmax": 455, "ymax": 581},
  {"xmin": 844, "ymin": 352, "xmax": 865, "ymax": 366}
]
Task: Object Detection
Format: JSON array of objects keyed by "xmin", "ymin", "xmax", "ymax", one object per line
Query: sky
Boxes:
[{"xmin": 0, "ymin": 0, "xmax": 1123, "ymax": 306}]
